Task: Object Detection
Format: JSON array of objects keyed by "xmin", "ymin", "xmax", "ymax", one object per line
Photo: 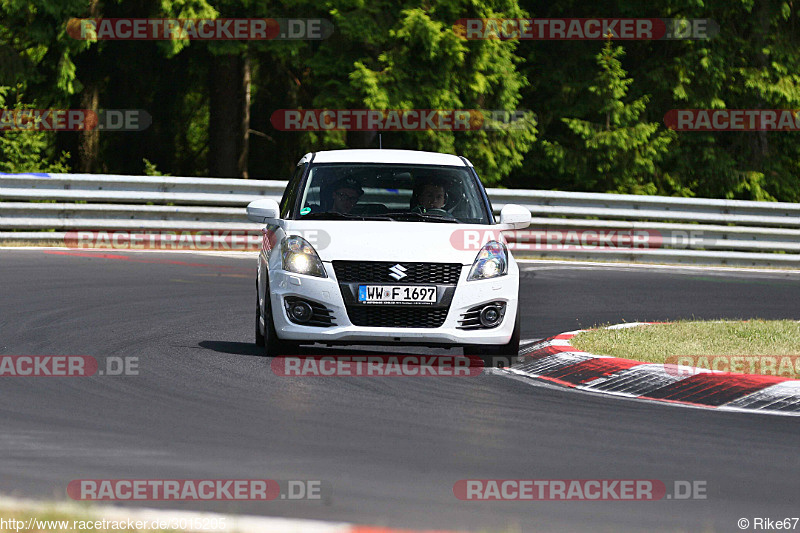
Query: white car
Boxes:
[{"xmin": 246, "ymin": 149, "xmax": 531, "ymax": 367}]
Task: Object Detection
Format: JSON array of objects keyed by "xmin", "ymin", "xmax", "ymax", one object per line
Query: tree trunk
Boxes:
[
  {"xmin": 208, "ymin": 52, "xmax": 250, "ymax": 177},
  {"xmin": 752, "ymin": 0, "xmax": 771, "ymax": 164},
  {"xmin": 77, "ymin": 0, "xmax": 101, "ymax": 173},
  {"xmin": 239, "ymin": 52, "xmax": 250, "ymax": 178},
  {"xmin": 77, "ymin": 81, "xmax": 99, "ymax": 173}
]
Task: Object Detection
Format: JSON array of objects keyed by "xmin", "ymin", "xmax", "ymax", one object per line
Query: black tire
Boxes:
[
  {"xmin": 258, "ymin": 282, "xmax": 299, "ymax": 357},
  {"xmin": 255, "ymin": 292, "xmax": 265, "ymax": 347},
  {"xmin": 464, "ymin": 307, "xmax": 521, "ymax": 369}
]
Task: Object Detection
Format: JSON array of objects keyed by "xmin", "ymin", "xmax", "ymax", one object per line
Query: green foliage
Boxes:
[
  {"xmin": 0, "ymin": 0, "xmax": 89, "ymax": 173},
  {"xmin": 538, "ymin": 41, "xmax": 675, "ymax": 194},
  {"xmin": 0, "ymin": 86, "xmax": 70, "ymax": 173},
  {"xmin": 0, "ymin": 0, "xmax": 93, "ymax": 100},
  {"xmin": 638, "ymin": 0, "xmax": 800, "ymax": 201},
  {"xmin": 0, "ymin": 130, "xmax": 71, "ymax": 173},
  {"xmin": 156, "ymin": 0, "xmax": 218, "ymax": 56},
  {"xmin": 142, "ymin": 158, "xmax": 170, "ymax": 176},
  {"xmin": 345, "ymin": 5, "xmax": 536, "ymax": 185},
  {"xmin": 2, "ymin": 0, "xmax": 800, "ymax": 200}
]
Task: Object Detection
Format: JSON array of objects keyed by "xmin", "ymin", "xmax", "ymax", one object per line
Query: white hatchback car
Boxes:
[{"xmin": 247, "ymin": 149, "xmax": 531, "ymax": 367}]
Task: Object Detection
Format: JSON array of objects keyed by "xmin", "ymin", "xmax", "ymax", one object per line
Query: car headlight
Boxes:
[
  {"xmin": 281, "ymin": 236, "xmax": 327, "ymax": 277},
  {"xmin": 467, "ymin": 241, "xmax": 508, "ymax": 281}
]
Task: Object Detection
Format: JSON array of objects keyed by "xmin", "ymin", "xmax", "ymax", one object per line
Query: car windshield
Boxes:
[{"xmin": 293, "ymin": 163, "xmax": 491, "ymax": 224}]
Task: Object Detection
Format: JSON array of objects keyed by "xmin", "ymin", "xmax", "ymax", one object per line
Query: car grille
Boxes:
[
  {"xmin": 333, "ymin": 261, "xmax": 462, "ymax": 284},
  {"xmin": 345, "ymin": 306, "xmax": 449, "ymax": 328}
]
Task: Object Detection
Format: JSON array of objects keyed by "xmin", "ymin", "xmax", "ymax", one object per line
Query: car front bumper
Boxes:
[{"xmin": 269, "ymin": 263, "xmax": 519, "ymax": 346}]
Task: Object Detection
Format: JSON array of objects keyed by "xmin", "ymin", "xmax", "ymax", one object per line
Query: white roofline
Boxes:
[{"xmin": 304, "ymin": 149, "xmax": 472, "ymax": 167}]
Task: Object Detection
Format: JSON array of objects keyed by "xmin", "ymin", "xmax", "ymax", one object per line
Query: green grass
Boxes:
[
  {"xmin": 512, "ymin": 254, "xmax": 800, "ymax": 271},
  {"xmin": 0, "ymin": 240, "xmax": 65, "ymax": 247},
  {"xmin": 571, "ymin": 320, "xmax": 800, "ymax": 378}
]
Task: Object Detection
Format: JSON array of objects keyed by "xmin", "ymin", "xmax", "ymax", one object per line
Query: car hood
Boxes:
[{"xmin": 281, "ymin": 220, "xmax": 504, "ymax": 264}]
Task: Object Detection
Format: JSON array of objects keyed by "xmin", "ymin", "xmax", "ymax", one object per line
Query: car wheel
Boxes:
[
  {"xmin": 259, "ymin": 283, "xmax": 300, "ymax": 357},
  {"xmin": 464, "ymin": 307, "xmax": 521, "ymax": 369},
  {"xmin": 255, "ymin": 291, "xmax": 265, "ymax": 348}
]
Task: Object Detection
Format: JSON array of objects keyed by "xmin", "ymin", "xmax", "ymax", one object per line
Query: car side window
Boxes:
[{"xmin": 280, "ymin": 163, "xmax": 307, "ymax": 218}]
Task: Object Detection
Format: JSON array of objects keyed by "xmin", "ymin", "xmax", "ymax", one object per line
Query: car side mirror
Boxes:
[
  {"xmin": 246, "ymin": 199, "xmax": 281, "ymax": 223},
  {"xmin": 498, "ymin": 204, "xmax": 531, "ymax": 229}
]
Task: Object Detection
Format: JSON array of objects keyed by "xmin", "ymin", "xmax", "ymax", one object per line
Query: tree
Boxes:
[
  {"xmin": 257, "ymin": 0, "xmax": 537, "ymax": 185},
  {"xmin": 0, "ymin": 0, "xmax": 90, "ymax": 172},
  {"xmin": 0, "ymin": 87, "xmax": 70, "ymax": 172},
  {"xmin": 347, "ymin": 5, "xmax": 537, "ymax": 185},
  {"xmin": 537, "ymin": 40, "xmax": 675, "ymax": 194},
  {"xmin": 652, "ymin": 0, "xmax": 800, "ymax": 201}
]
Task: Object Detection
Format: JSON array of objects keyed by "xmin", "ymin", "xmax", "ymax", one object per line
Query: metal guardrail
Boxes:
[
  {"xmin": 0, "ymin": 173, "xmax": 285, "ymax": 206},
  {"xmin": 2, "ymin": 172, "xmax": 800, "ymax": 267}
]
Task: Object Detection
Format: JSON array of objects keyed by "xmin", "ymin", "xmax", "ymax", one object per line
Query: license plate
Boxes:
[{"xmin": 358, "ymin": 285, "xmax": 437, "ymax": 304}]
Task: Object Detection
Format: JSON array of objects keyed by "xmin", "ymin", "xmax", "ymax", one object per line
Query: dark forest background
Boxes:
[{"xmin": 2, "ymin": 0, "xmax": 799, "ymax": 201}]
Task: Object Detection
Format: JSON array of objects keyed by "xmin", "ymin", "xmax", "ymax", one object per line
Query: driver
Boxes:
[
  {"xmin": 411, "ymin": 176, "xmax": 448, "ymax": 212},
  {"xmin": 419, "ymin": 182, "xmax": 446, "ymax": 210},
  {"xmin": 329, "ymin": 177, "xmax": 364, "ymax": 214}
]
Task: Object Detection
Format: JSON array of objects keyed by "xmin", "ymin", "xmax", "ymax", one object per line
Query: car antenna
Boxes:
[{"xmin": 378, "ymin": 133, "xmax": 382, "ymax": 149}]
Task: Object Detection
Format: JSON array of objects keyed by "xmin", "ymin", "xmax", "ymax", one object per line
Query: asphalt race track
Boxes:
[{"xmin": 1, "ymin": 249, "xmax": 799, "ymax": 532}]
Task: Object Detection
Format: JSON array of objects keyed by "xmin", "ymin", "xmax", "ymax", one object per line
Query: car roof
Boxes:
[{"xmin": 304, "ymin": 149, "xmax": 473, "ymax": 167}]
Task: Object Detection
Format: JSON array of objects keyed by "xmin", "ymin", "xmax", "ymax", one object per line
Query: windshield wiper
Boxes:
[
  {"xmin": 382, "ymin": 211, "xmax": 459, "ymax": 223},
  {"xmin": 298, "ymin": 212, "xmax": 393, "ymax": 221}
]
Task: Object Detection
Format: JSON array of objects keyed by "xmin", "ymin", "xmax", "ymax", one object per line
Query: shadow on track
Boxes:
[
  {"xmin": 197, "ymin": 340, "xmax": 264, "ymax": 356},
  {"xmin": 198, "ymin": 340, "xmax": 460, "ymax": 358}
]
